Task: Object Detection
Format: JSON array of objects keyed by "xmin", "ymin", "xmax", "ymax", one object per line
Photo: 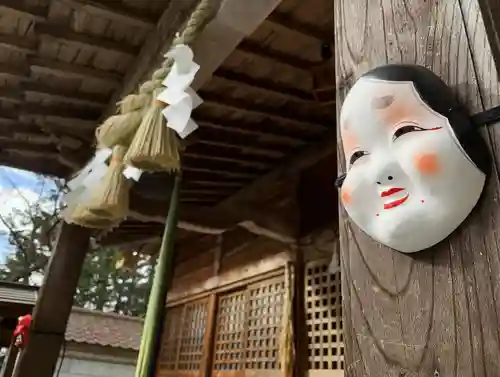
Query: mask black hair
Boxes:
[{"xmin": 360, "ymin": 64, "xmax": 491, "ymax": 175}]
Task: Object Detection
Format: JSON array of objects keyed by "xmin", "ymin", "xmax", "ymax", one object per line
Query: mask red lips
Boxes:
[
  {"xmin": 381, "ymin": 187, "xmax": 404, "ymax": 197},
  {"xmin": 380, "ymin": 188, "xmax": 409, "ymax": 210}
]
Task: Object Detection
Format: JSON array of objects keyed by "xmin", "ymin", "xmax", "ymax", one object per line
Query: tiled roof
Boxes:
[
  {"xmin": 0, "ymin": 282, "xmax": 143, "ymax": 351},
  {"xmin": 65, "ymin": 308, "xmax": 143, "ymax": 351}
]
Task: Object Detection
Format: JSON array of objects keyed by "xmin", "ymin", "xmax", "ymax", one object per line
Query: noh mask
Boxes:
[{"xmin": 336, "ymin": 64, "xmax": 490, "ymax": 253}]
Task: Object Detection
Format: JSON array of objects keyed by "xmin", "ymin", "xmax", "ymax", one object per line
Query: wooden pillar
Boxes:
[
  {"xmin": 336, "ymin": 1, "xmax": 500, "ymax": 376},
  {"xmin": 1, "ymin": 345, "xmax": 19, "ymax": 377},
  {"xmin": 13, "ymin": 223, "xmax": 90, "ymax": 377}
]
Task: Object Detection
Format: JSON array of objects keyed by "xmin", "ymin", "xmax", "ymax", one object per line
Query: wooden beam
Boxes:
[
  {"xmin": 0, "ymin": 154, "xmax": 69, "ymax": 178},
  {"xmin": 191, "ymin": 130, "xmax": 289, "ymax": 159},
  {"xmin": 337, "ymin": 0, "xmax": 500, "ymax": 375},
  {"xmin": 0, "ymin": 140, "xmax": 59, "ymax": 155},
  {"xmin": 0, "ymin": 0, "xmax": 46, "ymax": 21},
  {"xmin": 199, "ymin": 91, "xmax": 328, "ymax": 131},
  {"xmin": 183, "ymin": 151, "xmax": 271, "ymax": 170},
  {"xmin": 36, "ymin": 23, "xmax": 139, "ymax": 56},
  {"xmin": 102, "ymin": 0, "xmax": 282, "ymax": 122},
  {"xmin": 0, "ymin": 62, "xmax": 29, "ymax": 77},
  {"xmin": 182, "ymin": 166, "xmax": 259, "ymax": 180},
  {"xmin": 29, "ymin": 57, "xmax": 122, "ymax": 84},
  {"xmin": 478, "ymin": 0, "xmax": 500, "ymax": 78},
  {"xmin": 13, "ymin": 223, "xmax": 91, "ymax": 377},
  {"xmin": 266, "ymin": 11, "xmax": 329, "ymax": 40},
  {"xmin": 22, "ymin": 82, "xmax": 108, "ymax": 108},
  {"xmin": 0, "ymin": 33, "xmax": 37, "ymax": 54},
  {"xmin": 19, "ymin": 103, "xmax": 101, "ymax": 121},
  {"xmin": 100, "ymin": 0, "xmax": 200, "ymax": 121},
  {"xmin": 182, "ymin": 154, "xmax": 267, "ymax": 175},
  {"xmin": 237, "ymin": 40, "xmax": 316, "ymax": 71},
  {"xmin": 213, "ymin": 68, "xmax": 316, "ymax": 102},
  {"xmin": 196, "ymin": 114, "xmax": 310, "ymax": 145},
  {"xmin": 58, "ymin": 0, "xmax": 157, "ymax": 29},
  {"xmin": 215, "ymin": 128, "xmax": 335, "ymax": 211}
]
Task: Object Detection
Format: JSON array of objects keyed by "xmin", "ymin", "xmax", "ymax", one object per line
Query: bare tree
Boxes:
[{"xmin": 0, "ymin": 173, "xmax": 63, "ymax": 284}]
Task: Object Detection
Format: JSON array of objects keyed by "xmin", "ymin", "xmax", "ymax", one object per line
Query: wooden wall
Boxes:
[
  {"xmin": 157, "ymin": 226, "xmax": 343, "ymax": 377},
  {"xmin": 335, "ymin": 0, "xmax": 500, "ymax": 376}
]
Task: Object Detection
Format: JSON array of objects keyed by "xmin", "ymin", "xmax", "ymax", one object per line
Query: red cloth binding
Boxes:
[{"xmin": 13, "ymin": 314, "xmax": 32, "ymax": 348}]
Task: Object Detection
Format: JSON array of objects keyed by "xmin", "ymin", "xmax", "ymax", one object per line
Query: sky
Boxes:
[{"xmin": 0, "ymin": 166, "xmax": 56, "ymax": 263}]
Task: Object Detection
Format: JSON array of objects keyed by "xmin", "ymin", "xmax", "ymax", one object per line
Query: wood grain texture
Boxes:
[{"xmin": 336, "ymin": 0, "xmax": 500, "ymax": 376}]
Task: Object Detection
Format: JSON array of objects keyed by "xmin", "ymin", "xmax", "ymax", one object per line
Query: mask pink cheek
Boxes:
[
  {"xmin": 414, "ymin": 152, "xmax": 440, "ymax": 175},
  {"xmin": 341, "ymin": 187, "xmax": 352, "ymax": 206}
]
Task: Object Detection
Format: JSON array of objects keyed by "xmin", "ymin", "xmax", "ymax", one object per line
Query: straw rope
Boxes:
[{"xmin": 96, "ymin": 0, "xmax": 220, "ymax": 150}]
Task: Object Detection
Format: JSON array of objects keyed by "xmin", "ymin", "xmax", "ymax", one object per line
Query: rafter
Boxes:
[
  {"xmin": 0, "ymin": 0, "xmax": 46, "ymax": 21},
  {"xmin": 192, "ymin": 137, "xmax": 286, "ymax": 160},
  {"xmin": 59, "ymin": 0, "xmax": 157, "ymax": 29},
  {"xmin": 183, "ymin": 152, "xmax": 271, "ymax": 170},
  {"xmin": 182, "ymin": 166, "xmax": 259, "ymax": 180},
  {"xmin": 266, "ymin": 11, "xmax": 329, "ymax": 40},
  {"xmin": 30, "ymin": 57, "xmax": 122, "ymax": 84},
  {"xmin": 36, "ymin": 23, "xmax": 139, "ymax": 56},
  {"xmin": 237, "ymin": 40, "xmax": 317, "ymax": 71},
  {"xmin": 213, "ymin": 68, "xmax": 316, "ymax": 103},
  {"xmin": 199, "ymin": 91, "xmax": 328, "ymax": 131},
  {"xmin": 15, "ymin": 103, "xmax": 101, "ymax": 121},
  {"xmin": 0, "ymin": 62, "xmax": 29, "ymax": 77},
  {"xmin": 195, "ymin": 115, "xmax": 309, "ymax": 146},
  {"xmin": 23, "ymin": 82, "xmax": 108, "ymax": 108}
]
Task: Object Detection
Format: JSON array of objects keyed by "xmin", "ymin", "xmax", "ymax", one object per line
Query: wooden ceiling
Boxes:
[
  {"xmin": 0, "ymin": 0, "xmax": 198, "ymax": 175},
  {"xmin": 0, "ymin": 0, "xmax": 335, "ymax": 257}
]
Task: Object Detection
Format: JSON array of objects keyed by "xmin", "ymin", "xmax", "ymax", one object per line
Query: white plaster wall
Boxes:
[{"xmin": 54, "ymin": 356, "xmax": 135, "ymax": 377}]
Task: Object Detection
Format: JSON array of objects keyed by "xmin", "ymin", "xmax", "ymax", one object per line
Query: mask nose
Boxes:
[
  {"xmin": 372, "ymin": 156, "xmax": 400, "ymax": 185},
  {"xmin": 376, "ymin": 175, "xmax": 394, "ymax": 185}
]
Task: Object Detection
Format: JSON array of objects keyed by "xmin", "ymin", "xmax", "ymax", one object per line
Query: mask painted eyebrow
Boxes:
[{"xmin": 372, "ymin": 95, "xmax": 395, "ymax": 109}]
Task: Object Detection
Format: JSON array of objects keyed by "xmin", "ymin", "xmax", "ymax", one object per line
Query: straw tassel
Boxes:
[
  {"xmin": 68, "ymin": 207, "xmax": 121, "ymax": 229},
  {"xmin": 96, "ymin": 111, "xmax": 144, "ymax": 148},
  {"xmin": 123, "ymin": 90, "xmax": 180, "ymax": 172},
  {"xmin": 94, "ymin": 0, "xmax": 220, "ymax": 161},
  {"xmin": 69, "ymin": 145, "xmax": 131, "ymax": 228}
]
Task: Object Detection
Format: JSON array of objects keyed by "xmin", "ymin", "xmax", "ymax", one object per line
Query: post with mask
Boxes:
[{"xmin": 335, "ymin": 2, "xmax": 500, "ymax": 376}]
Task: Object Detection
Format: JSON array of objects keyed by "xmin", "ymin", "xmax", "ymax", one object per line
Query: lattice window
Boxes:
[
  {"xmin": 246, "ymin": 278, "xmax": 284, "ymax": 370},
  {"xmin": 213, "ymin": 291, "xmax": 247, "ymax": 371},
  {"xmin": 305, "ymin": 259, "xmax": 344, "ymax": 371},
  {"xmin": 158, "ymin": 306, "xmax": 184, "ymax": 370},
  {"xmin": 157, "ymin": 298, "xmax": 209, "ymax": 374},
  {"xmin": 178, "ymin": 300, "xmax": 209, "ymax": 370},
  {"xmin": 213, "ymin": 276, "xmax": 285, "ymax": 373}
]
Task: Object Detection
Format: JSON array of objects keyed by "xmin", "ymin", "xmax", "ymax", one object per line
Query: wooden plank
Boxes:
[
  {"xmin": 266, "ymin": 11, "xmax": 328, "ymax": 40},
  {"xmin": 58, "ymin": 0, "xmax": 157, "ymax": 29},
  {"xmin": 477, "ymin": 0, "xmax": 500, "ymax": 78},
  {"xmin": 199, "ymin": 294, "xmax": 217, "ymax": 377},
  {"xmin": 0, "ymin": 0, "xmax": 46, "ymax": 21},
  {"xmin": 13, "ymin": 223, "xmax": 91, "ymax": 377},
  {"xmin": 336, "ymin": 0, "xmax": 500, "ymax": 376},
  {"xmin": 22, "ymin": 82, "xmax": 108, "ymax": 108},
  {"xmin": 36, "ymin": 23, "xmax": 139, "ymax": 55},
  {"xmin": 29, "ymin": 57, "xmax": 122, "ymax": 84},
  {"xmin": 100, "ymin": 0, "xmax": 200, "ymax": 121},
  {"xmin": 102, "ymin": 0, "xmax": 282, "ymax": 122}
]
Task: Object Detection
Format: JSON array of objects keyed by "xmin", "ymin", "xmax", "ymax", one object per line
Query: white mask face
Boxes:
[{"xmin": 339, "ymin": 78, "xmax": 486, "ymax": 253}]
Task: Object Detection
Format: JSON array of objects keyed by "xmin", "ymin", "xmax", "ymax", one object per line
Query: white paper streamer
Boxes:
[
  {"xmin": 157, "ymin": 44, "xmax": 202, "ymax": 139},
  {"xmin": 123, "ymin": 165, "xmax": 143, "ymax": 182},
  {"xmin": 62, "ymin": 148, "xmax": 112, "ymax": 217}
]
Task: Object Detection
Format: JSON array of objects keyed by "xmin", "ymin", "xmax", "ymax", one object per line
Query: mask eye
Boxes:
[
  {"xmin": 392, "ymin": 124, "xmax": 427, "ymax": 141},
  {"xmin": 349, "ymin": 150, "xmax": 368, "ymax": 166}
]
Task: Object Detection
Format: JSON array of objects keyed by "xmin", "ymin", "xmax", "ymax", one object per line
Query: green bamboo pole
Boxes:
[{"xmin": 134, "ymin": 173, "xmax": 181, "ymax": 377}]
